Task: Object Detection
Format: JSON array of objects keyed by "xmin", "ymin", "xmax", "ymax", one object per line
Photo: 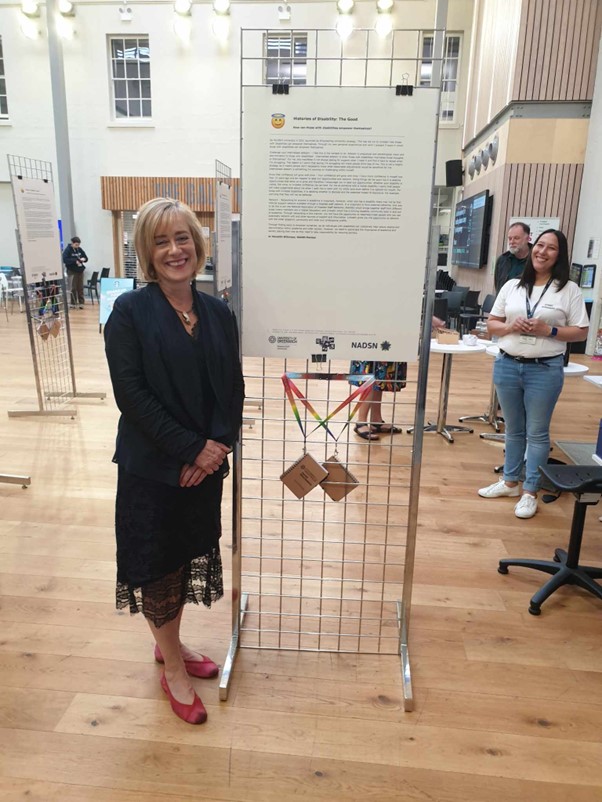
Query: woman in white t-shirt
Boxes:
[{"xmin": 478, "ymin": 230, "xmax": 589, "ymax": 519}]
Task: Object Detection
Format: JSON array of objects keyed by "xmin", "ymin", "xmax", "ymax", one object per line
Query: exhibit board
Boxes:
[
  {"xmin": 99, "ymin": 277, "xmax": 134, "ymax": 325},
  {"xmin": 216, "ymin": 181, "xmax": 233, "ymax": 291},
  {"xmin": 241, "ymin": 87, "xmax": 439, "ymax": 362},
  {"xmin": 11, "ymin": 176, "xmax": 63, "ymax": 283},
  {"xmin": 509, "ymin": 216, "xmax": 560, "ymax": 243}
]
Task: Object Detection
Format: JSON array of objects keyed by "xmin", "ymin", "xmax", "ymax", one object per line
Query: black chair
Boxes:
[
  {"xmin": 433, "ymin": 298, "xmax": 448, "ymax": 325},
  {"xmin": 100, "ymin": 267, "xmax": 110, "ymax": 280},
  {"xmin": 454, "ymin": 286, "xmax": 470, "ymax": 305},
  {"xmin": 85, "ymin": 271, "xmax": 100, "ymax": 304},
  {"xmin": 459, "ymin": 292, "xmax": 495, "ymax": 333},
  {"xmin": 440, "ymin": 290, "xmax": 463, "ymax": 329},
  {"xmin": 498, "ymin": 464, "xmax": 602, "ymax": 615}
]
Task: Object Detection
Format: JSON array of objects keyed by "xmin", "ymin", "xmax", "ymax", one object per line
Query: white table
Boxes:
[
  {"xmin": 584, "ymin": 374, "xmax": 602, "ymax": 388},
  {"xmin": 424, "ymin": 339, "xmax": 487, "ymax": 443}
]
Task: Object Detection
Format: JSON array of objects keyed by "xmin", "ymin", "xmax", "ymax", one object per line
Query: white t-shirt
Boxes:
[{"xmin": 491, "ymin": 279, "xmax": 589, "ymax": 358}]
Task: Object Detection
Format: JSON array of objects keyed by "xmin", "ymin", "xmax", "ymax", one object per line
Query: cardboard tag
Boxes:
[
  {"xmin": 280, "ymin": 453, "xmax": 329, "ymax": 499},
  {"xmin": 320, "ymin": 455, "xmax": 359, "ymax": 501}
]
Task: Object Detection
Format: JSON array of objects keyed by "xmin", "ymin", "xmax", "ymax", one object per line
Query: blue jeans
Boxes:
[{"xmin": 493, "ymin": 353, "xmax": 564, "ymax": 493}]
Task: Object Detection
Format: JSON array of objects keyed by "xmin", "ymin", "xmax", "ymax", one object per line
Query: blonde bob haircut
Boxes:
[{"xmin": 134, "ymin": 197, "xmax": 207, "ymax": 282}]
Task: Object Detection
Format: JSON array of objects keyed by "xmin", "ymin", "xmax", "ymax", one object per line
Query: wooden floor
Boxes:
[{"xmin": 1, "ymin": 305, "xmax": 602, "ymax": 801}]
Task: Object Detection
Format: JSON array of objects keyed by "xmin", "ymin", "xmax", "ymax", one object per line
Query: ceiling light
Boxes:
[
  {"xmin": 58, "ymin": 0, "xmax": 74, "ymax": 16},
  {"xmin": 336, "ymin": 0, "xmax": 355, "ymax": 12},
  {"xmin": 374, "ymin": 11, "xmax": 393, "ymax": 37},
  {"xmin": 174, "ymin": 0, "xmax": 192, "ymax": 14},
  {"xmin": 335, "ymin": 14, "xmax": 354, "ymax": 39},
  {"xmin": 21, "ymin": 0, "xmax": 39, "ymax": 17},
  {"xmin": 212, "ymin": 0, "xmax": 230, "ymax": 13},
  {"xmin": 376, "ymin": 0, "xmax": 394, "ymax": 9}
]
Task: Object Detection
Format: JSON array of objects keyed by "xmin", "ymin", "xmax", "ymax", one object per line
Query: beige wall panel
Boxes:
[{"xmin": 505, "ymin": 119, "xmax": 589, "ymax": 164}]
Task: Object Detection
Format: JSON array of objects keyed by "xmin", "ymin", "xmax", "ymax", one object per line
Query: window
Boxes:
[
  {"xmin": 109, "ymin": 37, "xmax": 151, "ymax": 119},
  {"xmin": 420, "ymin": 34, "xmax": 461, "ymax": 123},
  {"xmin": 0, "ymin": 37, "xmax": 8, "ymax": 118},
  {"xmin": 264, "ymin": 32, "xmax": 307, "ymax": 86}
]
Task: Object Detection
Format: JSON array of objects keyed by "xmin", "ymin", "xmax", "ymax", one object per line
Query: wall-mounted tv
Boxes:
[{"xmin": 451, "ymin": 190, "xmax": 492, "ymax": 269}]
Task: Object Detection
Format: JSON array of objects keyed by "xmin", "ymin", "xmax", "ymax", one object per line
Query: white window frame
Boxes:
[
  {"xmin": 420, "ymin": 33, "xmax": 462, "ymax": 124},
  {"xmin": 264, "ymin": 31, "xmax": 308, "ymax": 86},
  {"xmin": 108, "ymin": 35, "xmax": 152, "ymax": 120},
  {"xmin": 0, "ymin": 37, "xmax": 9, "ymax": 119}
]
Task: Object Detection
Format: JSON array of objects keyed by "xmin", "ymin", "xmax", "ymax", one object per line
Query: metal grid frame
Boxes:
[
  {"xmin": 220, "ymin": 26, "xmax": 444, "ymax": 709},
  {"xmin": 7, "ymin": 154, "xmax": 105, "ymax": 417}
]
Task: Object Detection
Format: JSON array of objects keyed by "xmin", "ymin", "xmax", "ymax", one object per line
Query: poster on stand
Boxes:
[
  {"xmin": 99, "ymin": 277, "xmax": 135, "ymax": 325},
  {"xmin": 241, "ymin": 86, "xmax": 439, "ymax": 361},
  {"xmin": 215, "ymin": 181, "xmax": 233, "ymax": 291},
  {"xmin": 11, "ymin": 176, "xmax": 63, "ymax": 284}
]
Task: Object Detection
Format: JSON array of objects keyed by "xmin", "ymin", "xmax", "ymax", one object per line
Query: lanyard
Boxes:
[
  {"xmin": 525, "ymin": 278, "xmax": 553, "ymax": 319},
  {"xmin": 282, "ymin": 372, "xmax": 375, "ymax": 450}
]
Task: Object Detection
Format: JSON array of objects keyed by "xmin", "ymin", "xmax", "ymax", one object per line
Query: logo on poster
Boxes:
[
  {"xmin": 351, "ymin": 342, "xmax": 378, "ymax": 349},
  {"xmin": 271, "ymin": 113, "xmax": 286, "ymax": 129},
  {"xmin": 316, "ymin": 336, "xmax": 335, "ymax": 352},
  {"xmin": 268, "ymin": 335, "xmax": 277, "ymax": 343},
  {"xmin": 380, "ymin": 341, "xmax": 391, "ymax": 351}
]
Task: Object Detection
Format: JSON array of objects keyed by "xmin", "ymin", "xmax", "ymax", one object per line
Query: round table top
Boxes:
[
  {"xmin": 564, "ymin": 362, "xmax": 589, "ymax": 376},
  {"xmin": 430, "ymin": 339, "xmax": 487, "ymax": 355},
  {"xmin": 485, "ymin": 344, "xmax": 500, "ymax": 357}
]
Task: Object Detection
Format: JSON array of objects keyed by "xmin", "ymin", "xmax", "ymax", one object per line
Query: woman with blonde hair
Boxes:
[{"xmin": 105, "ymin": 197, "xmax": 244, "ymax": 724}]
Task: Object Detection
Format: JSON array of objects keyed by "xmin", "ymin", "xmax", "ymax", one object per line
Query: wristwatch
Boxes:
[{"xmin": 549, "ymin": 326, "xmax": 558, "ymax": 337}]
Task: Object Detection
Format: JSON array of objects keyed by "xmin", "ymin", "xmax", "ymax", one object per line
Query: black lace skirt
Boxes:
[{"xmin": 115, "ymin": 467, "xmax": 224, "ymax": 628}]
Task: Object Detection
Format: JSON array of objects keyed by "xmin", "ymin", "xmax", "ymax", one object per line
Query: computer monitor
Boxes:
[
  {"xmin": 580, "ymin": 264, "xmax": 596, "ymax": 289},
  {"xmin": 569, "ymin": 263, "xmax": 583, "ymax": 284}
]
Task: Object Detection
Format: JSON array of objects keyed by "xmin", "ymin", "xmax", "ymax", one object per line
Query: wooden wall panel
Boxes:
[
  {"xmin": 100, "ymin": 176, "xmax": 240, "ymax": 214},
  {"xmin": 514, "ymin": 0, "xmax": 602, "ymax": 102}
]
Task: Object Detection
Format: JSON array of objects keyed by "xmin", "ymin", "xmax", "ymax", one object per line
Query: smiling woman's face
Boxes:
[
  {"xmin": 150, "ymin": 214, "xmax": 198, "ymax": 287},
  {"xmin": 531, "ymin": 232, "xmax": 559, "ymax": 277}
]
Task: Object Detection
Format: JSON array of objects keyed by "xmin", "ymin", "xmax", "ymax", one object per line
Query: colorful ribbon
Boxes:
[{"xmin": 282, "ymin": 372, "xmax": 375, "ymax": 443}]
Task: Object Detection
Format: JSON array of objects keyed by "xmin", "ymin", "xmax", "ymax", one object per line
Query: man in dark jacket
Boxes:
[
  {"xmin": 493, "ymin": 222, "xmax": 531, "ymax": 293},
  {"xmin": 62, "ymin": 236, "xmax": 88, "ymax": 308}
]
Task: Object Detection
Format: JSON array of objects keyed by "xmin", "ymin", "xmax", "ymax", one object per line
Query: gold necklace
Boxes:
[{"xmin": 175, "ymin": 306, "xmax": 194, "ymax": 326}]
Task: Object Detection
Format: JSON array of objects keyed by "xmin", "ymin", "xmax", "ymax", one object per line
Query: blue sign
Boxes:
[{"xmin": 99, "ymin": 277, "xmax": 134, "ymax": 325}]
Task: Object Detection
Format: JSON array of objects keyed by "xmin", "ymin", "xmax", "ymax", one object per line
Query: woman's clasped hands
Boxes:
[
  {"xmin": 509, "ymin": 316, "xmax": 549, "ymax": 336},
  {"xmin": 179, "ymin": 440, "xmax": 231, "ymax": 487}
]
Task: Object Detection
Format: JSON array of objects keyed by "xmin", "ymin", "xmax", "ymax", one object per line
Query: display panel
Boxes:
[
  {"xmin": 581, "ymin": 264, "xmax": 597, "ymax": 289},
  {"xmin": 569, "ymin": 263, "xmax": 583, "ymax": 285},
  {"xmin": 451, "ymin": 190, "xmax": 490, "ymax": 269}
]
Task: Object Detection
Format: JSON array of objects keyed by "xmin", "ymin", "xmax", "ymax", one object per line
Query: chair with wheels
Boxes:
[
  {"xmin": 498, "ymin": 464, "xmax": 602, "ymax": 615},
  {"xmin": 85, "ymin": 271, "xmax": 100, "ymax": 304}
]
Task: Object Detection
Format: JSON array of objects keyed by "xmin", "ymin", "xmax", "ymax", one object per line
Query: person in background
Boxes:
[
  {"xmin": 478, "ymin": 229, "xmax": 588, "ymax": 519},
  {"xmin": 62, "ymin": 236, "xmax": 88, "ymax": 309},
  {"xmin": 351, "ymin": 315, "xmax": 445, "ymax": 441},
  {"xmin": 493, "ymin": 222, "xmax": 531, "ymax": 294},
  {"xmin": 104, "ymin": 198, "xmax": 244, "ymax": 725}
]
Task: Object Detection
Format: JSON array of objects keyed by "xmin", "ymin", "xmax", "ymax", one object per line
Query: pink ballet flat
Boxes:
[
  {"xmin": 154, "ymin": 644, "xmax": 219, "ymax": 679},
  {"xmin": 160, "ymin": 673, "xmax": 207, "ymax": 724}
]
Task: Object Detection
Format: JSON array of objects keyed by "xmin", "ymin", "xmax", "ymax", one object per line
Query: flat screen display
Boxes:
[
  {"xmin": 580, "ymin": 264, "xmax": 596, "ymax": 289},
  {"xmin": 569, "ymin": 263, "xmax": 583, "ymax": 284},
  {"xmin": 452, "ymin": 190, "xmax": 490, "ymax": 269}
]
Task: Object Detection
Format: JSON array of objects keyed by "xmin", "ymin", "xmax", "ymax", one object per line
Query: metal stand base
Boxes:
[
  {"xmin": 397, "ymin": 600, "xmax": 413, "ymax": 712},
  {"xmin": 0, "ymin": 473, "xmax": 31, "ymax": 488},
  {"xmin": 219, "ymin": 592, "xmax": 249, "ymax": 701},
  {"xmin": 8, "ymin": 408, "xmax": 77, "ymax": 418},
  {"xmin": 480, "ymin": 432, "xmax": 506, "ymax": 442},
  {"xmin": 418, "ymin": 420, "xmax": 474, "ymax": 443}
]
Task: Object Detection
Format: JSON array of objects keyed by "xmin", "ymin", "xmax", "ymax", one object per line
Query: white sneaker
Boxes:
[
  {"xmin": 478, "ymin": 479, "xmax": 520, "ymax": 498},
  {"xmin": 515, "ymin": 494, "xmax": 538, "ymax": 519}
]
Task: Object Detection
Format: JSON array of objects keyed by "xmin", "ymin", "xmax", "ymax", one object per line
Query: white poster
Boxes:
[
  {"xmin": 509, "ymin": 216, "xmax": 560, "ymax": 244},
  {"xmin": 216, "ymin": 181, "xmax": 232, "ymax": 291},
  {"xmin": 11, "ymin": 176, "xmax": 63, "ymax": 283},
  {"xmin": 241, "ymin": 86, "xmax": 439, "ymax": 361}
]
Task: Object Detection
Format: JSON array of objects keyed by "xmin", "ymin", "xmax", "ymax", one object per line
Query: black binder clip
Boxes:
[
  {"xmin": 272, "ymin": 83, "xmax": 290, "ymax": 95},
  {"xmin": 396, "ymin": 74, "xmax": 413, "ymax": 96}
]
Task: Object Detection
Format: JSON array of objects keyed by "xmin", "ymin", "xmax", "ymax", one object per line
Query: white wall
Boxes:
[{"xmin": 0, "ymin": 0, "xmax": 473, "ymax": 272}]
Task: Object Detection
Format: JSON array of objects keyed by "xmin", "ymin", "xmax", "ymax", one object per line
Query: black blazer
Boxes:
[{"xmin": 104, "ymin": 283, "xmax": 244, "ymax": 486}]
